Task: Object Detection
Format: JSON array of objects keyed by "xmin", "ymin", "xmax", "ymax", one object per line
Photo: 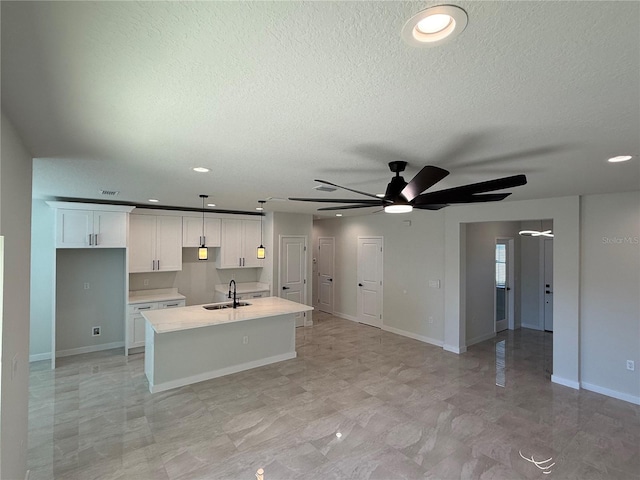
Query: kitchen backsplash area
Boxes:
[{"xmin": 129, "ymin": 248, "xmax": 266, "ymax": 306}]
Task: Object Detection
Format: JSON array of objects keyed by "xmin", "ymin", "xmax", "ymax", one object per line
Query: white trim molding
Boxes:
[
  {"xmin": 581, "ymin": 382, "xmax": 640, "ymax": 406},
  {"xmin": 29, "ymin": 352, "xmax": 52, "ymax": 362},
  {"xmin": 551, "ymin": 374, "xmax": 580, "ymax": 390},
  {"xmin": 382, "ymin": 325, "xmax": 443, "ymax": 347},
  {"xmin": 55, "ymin": 341, "xmax": 124, "ymax": 358},
  {"xmin": 443, "ymin": 344, "xmax": 467, "ymax": 354},
  {"xmin": 466, "ymin": 331, "xmax": 496, "ymax": 347},
  {"xmin": 334, "ymin": 311, "xmax": 358, "ymax": 323}
]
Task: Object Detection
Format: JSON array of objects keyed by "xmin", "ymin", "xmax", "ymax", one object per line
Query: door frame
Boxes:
[
  {"xmin": 317, "ymin": 236, "xmax": 335, "ymax": 314},
  {"xmin": 542, "ymin": 237, "xmax": 554, "ymax": 331},
  {"xmin": 278, "ymin": 235, "xmax": 309, "ymax": 326},
  {"xmin": 494, "ymin": 237, "xmax": 515, "ymax": 332},
  {"xmin": 357, "ymin": 236, "xmax": 384, "ymax": 328}
]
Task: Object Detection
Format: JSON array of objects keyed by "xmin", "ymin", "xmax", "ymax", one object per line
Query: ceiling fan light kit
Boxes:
[{"xmin": 289, "ymin": 160, "xmax": 527, "ymax": 214}]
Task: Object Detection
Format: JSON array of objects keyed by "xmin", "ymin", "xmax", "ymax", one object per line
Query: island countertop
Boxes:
[{"xmin": 142, "ymin": 296, "xmax": 313, "ymax": 334}]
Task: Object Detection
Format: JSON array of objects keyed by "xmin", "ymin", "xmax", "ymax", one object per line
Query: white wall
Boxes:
[
  {"xmin": 314, "ymin": 211, "xmax": 446, "ymax": 344},
  {"xmin": 0, "ymin": 112, "xmax": 32, "ymax": 480},
  {"xmin": 580, "ymin": 191, "xmax": 640, "ymax": 403},
  {"xmin": 29, "ymin": 200, "xmax": 55, "ymax": 359},
  {"xmin": 465, "ymin": 221, "xmax": 521, "ymax": 345},
  {"xmin": 55, "ymin": 249, "xmax": 126, "ymax": 353}
]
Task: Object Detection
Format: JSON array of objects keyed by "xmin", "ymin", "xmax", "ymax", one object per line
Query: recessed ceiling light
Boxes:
[
  {"xmin": 608, "ymin": 155, "xmax": 633, "ymax": 163},
  {"xmin": 402, "ymin": 5, "xmax": 468, "ymax": 47},
  {"xmin": 336, "ymin": 214, "xmax": 343, "ymax": 217},
  {"xmin": 193, "ymin": 167, "xmax": 210, "ymax": 173},
  {"xmin": 375, "ymin": 193, "xmax": 386, "ymax": 198},
  {"xmin": 256, "ymin": 206, "xmax": 264, "ymax": 211},
  {"xmin": 148, "ymin": 199, "xmax": 159, "ymax": 203},
  {"xmin": 207, "ymin": 203, "xmax": 216, "ymax": 207}
]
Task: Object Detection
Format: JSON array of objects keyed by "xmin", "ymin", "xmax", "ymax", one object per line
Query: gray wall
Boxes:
[
  {"xmin": 56, "ymin": 249, "xmax": 125, "ymax": 352},
  {"xmin": 464, "ymin": 221, "xmax": 521, "ymax": 345},
  {"xmin": 30, "ymin": 199, "xmax": 55, "ymax": 358},
  {"xmin": 580, "ymin": 191, "xmax": 639, "ymax": 400},
  {"xmin": 1, "ymin": 112, "xmax": 32, "ymax": 480},
  {"xmin": 313, "ymin": 211, "xmax": 445, "ymax": 343}
]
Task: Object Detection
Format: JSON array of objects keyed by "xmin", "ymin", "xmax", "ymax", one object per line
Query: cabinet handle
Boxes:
[
  {"xmin": 138, "ymin": 306, "xmax": 151, "ymax": 310},
  {"xmin": 157, "ymin": 260, "xmax": 160, "ymax": 270},
  {"xmin": 165, "ymin": 303, "xmax": 178, "ymax": 307},
  {"xmin": 94, "ymin": 233, "xmax": 99, "ymax": 246},
  {"xmin": 239, "ymin": 258, "xmax": 242, "ymax": 267},
  {"xmin": 89, "ymin": 234, "xmax": 93, "ymax": 246}
]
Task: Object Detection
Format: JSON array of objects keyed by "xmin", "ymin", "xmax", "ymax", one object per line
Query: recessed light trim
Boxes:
[
  {"xmin": 207, "ymin": 203, "xmax": 216, "ymax": 207},
  {"xmin": 375, "ymin": 193, "xmax": 386, "ymax": 198},
  {"xmin": 402, "ymin": 5, "xmax": 468, "ymax": 47},
  {"xmin": 193, "ymin": 167, "xmax": 210, "ymax": 173},
  {"xmin": 608, "ymin": 155, "xmax": 633, "ymax": 163},
  {"xmin": 336, "ymin": 214, "xmax": 343, "ymax": 217},
  {"xmin": 148, "ymin": 198, "xmax": 159, "ymax": 203}
]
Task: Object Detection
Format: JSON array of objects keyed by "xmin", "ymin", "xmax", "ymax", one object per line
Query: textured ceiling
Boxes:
[{"xmin": 2, "ymin": 1, "xmax": 639, "ymax": 215}]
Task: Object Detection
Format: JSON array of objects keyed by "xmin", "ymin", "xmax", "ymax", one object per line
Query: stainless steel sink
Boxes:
[{"xmin": 203, "ymin": 302, "xmax": 251, "ymax": 310}]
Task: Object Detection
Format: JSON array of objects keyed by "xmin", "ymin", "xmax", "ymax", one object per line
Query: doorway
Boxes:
[
  {"xmin": 543, "ymin": 238, "xmax": 554, "ymax": 332},
  {"xmin": 495, "ymin": 238, "xmax": 514, "ymax": 333},
  {"xmin": 357, "ymin": 236, "xmax": 383, "ymax": 328},
  {"xmin": 279, "ymin": 235, "xmax": 308, "ymax": 327},
  {"xmin": 317, "ymin": 237, "xmax": 334, "ymax": 314}
]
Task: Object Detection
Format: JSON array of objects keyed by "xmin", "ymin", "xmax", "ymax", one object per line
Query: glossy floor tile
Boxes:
[{"xmin": 28, "ymin": 314, "xmax": 640, "ymax": 479}]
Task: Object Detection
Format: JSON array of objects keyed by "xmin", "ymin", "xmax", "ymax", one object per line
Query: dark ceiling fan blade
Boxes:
[
  {"xmin": 317, "ymin": 204, "xmax": 382, "ymax": 211},
  {"xmin": 289, "ymin": 197, "xmax": 386, "ymax": 204},
  {"xmin": 314, "ymin": 179, "xmax": 381, "ymax": 199},
  {"xmin": 446, "ymin": 193, "xmax": 511, "ymax": 204},
  {"xmin": 413, "ymin": 174, "xmax": 526, "ymax": 204},
  {"xmin": 413, "ymin": 204, "xmax": 448, "ymax": 210},
  {"xmin": 401, "ymin": 165, "xmax": 450, "ymax": 202}
]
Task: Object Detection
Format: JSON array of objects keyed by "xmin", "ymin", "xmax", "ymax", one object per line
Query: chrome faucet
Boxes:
[{"xmin": 228, "ymin": 279, "xmax": 239, "ymax": 308}]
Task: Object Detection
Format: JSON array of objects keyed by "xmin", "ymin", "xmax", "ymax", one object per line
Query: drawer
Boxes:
[
  {"xmin": 129, "ymin": 302, "xmax": 158, "ymax": 314},
  {"xmin": 159, "ymin": 299, "xmax": 186, "ymax": 309}
]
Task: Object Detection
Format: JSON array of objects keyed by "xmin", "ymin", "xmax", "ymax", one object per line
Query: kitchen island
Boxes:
[{"xmin": 142, "ymin": 297, "xmax": 313, "ymax": 393}]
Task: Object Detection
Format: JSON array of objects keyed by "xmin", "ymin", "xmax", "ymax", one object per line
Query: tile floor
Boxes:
[{"xmin": 28, "ymin": 313, "xmax": 640, "ymax": 479}]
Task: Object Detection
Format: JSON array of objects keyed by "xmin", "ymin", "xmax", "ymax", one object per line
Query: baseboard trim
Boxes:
[
  {"xmin": 56, "ymin": 341, "xmax": 124, "ymax": 358},
  {"xmin": 148, "ymin": 351, "xmax": 297, "ymax": 394},
  {"xmin": 382, "ymin": 325, "xmax": 443, "ymax": 347},
  {"xmin": 443, "ymin": 344, "xmax": 467, "ymax": 354},
  {"xmin": 466, "ymin": 331, "xmax": 496, "ymax": 347},
  {"xmin": 29, "ymin": 352, "xmax": 52, "ymax": 362},
  {"xmin": 551, "ymin": 374, "xmax": 580, "ymax": 390},
  {"xmin": 334, "ymin": 311, "xmax": 358, "ymax": 322},
  {"xmin": 581, "ymin": 381, "xmax": 640, "ymax": 406},
  {"xmin": 520, "ymin": 322, "xmax": 542, "ymax": 331}
]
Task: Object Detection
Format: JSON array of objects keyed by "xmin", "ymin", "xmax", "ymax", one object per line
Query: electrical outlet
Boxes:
[
  {"xmin": 84, "ymin": 282, "xmax": 90, "ymax": 290},
  {"xmin": 143, "ymin": 278, "xmax": 149, "ymax": 286},
  {"xmin": 428, "ymin": 316, "xmax": 434, "ymax": 324},
  {"xmin": 242, "ymin": 335, "xmax": 249, "ymax": 345},
  {"xmin": 92, "ymin": 326, "xmax": 101, "ymax": 336},
  {"xmin": 627, "ymin": 360, "xmax": 635, "ymax": 371}
]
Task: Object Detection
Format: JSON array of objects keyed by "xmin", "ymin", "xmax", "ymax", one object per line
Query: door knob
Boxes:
[
  {"xmin": 282, "ymin": 286, "xmax": 290, "ymax": 290},
  {"xmin": 546, "ymin": 290, "xmax": 552, "ymax": 294},
  {"xmin": 328, "ymin": 278, "xmax": 333, "ymax": 282},
  {"xmin": 358, "ymin": 283, "xmax": 363, "ymax": 287}
]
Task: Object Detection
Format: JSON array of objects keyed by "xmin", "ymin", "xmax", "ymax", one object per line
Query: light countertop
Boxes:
[
  {"xmin": 128, "ymin": 288, "xmax": 186, "ymax": 305},
  {"xmin": 142, "ymin": 296, "xmax": 312, "ymax": 334},
  {"xmin": 214, "ymin": 282, "xmax": 270, "ymax": 295}
]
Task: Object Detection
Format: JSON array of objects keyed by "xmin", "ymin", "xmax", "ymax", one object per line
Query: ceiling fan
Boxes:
[{"xmin": 289, "ymin": 161, "xmax": 527, "ymax": 213}]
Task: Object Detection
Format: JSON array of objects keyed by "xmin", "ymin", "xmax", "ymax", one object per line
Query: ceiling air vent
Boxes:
[
  {"xmin": 99, "ymin": 189, "xmax": 120, "ymax": 196},
  {"xmin": 313, "ymin": 185, "xmax": 337, "ymax": 192}
]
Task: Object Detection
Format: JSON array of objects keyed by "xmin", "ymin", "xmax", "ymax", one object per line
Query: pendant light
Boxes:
[
  {"xmin": 257, "ymin": 200, "xmax": 266, "ymax": 259},
  {"xmin": 198, "ymin": 194, "xmax": 208, "ymax": 260}
]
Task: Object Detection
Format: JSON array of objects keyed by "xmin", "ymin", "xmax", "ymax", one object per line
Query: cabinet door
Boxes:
[
  {"xmin": 182, "ymin": 217, "xmax": 221, "ymax": 248},
  {"xmin": 56, "ymin": 209, "xmax": 92, "ymax": 248},
  {"xmin": 156, "ymin": 216, "xmax": 182, "ymax": 271},
  {"xmin": 94, "ymin": 211, "xmax": 127, "ymax": 248},
  {"xmin": 218, "ymin": 219, "xmax": 243, "ymax": 268},
  {"xmin": 131, "ymin": 314, "xmax": 146, "ymax": 348},
  {"xmin": 129, "ymin": 215, "xmax": 157, "ymax": 273},
  {"xmin": 242, "ymin": 219, "xmax": 263, "ymax": 268}
]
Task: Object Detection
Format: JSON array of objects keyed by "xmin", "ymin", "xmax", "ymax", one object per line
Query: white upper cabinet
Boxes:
[
  {"xmin": 216, "ymin": 218, "xmax": 264, "ymax": 269},
  {"xmin": 50, "ymin": 203, "xmax": 133, "ymax": 248},
  {"xmin": 129, "ymin": 214, "xmax": 182, "ymax": 273},
  {"xmin": 182, "ymin": 216, "xmax": 221, "ymax": 248}
]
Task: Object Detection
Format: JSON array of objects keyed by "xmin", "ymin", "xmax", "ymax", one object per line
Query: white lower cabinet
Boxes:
[{"xmin": 127, "ymin": 299, "xmax": 185, "ymax": 350}]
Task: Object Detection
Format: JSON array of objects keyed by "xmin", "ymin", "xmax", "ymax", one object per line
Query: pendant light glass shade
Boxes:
[
  {"xmin": 198, "ymin": 194, "xmax": 208, "ymax": 260},
  {"xmin": 257, "ymin": 200, "xmax": 266, "ymax": 259}
]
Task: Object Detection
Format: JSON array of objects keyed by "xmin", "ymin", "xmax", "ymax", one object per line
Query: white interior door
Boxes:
[
  {"xmin": 280, "ymin": 236, "xmax": 307, "ymax": 327},
  {"xmin": 357, "ymin": 237, "xmax": 383, "ymax": 328},
  {"xmin": 317, "ymin": 237, "xmax": 334, "ymax": 314},
  {"xmin": 495, "ymin": 238, "xmax": 514, "ymax": 332},
  {"xmin": 544, "ymin": 238, "xmax": 554, "ymax": 331}
]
